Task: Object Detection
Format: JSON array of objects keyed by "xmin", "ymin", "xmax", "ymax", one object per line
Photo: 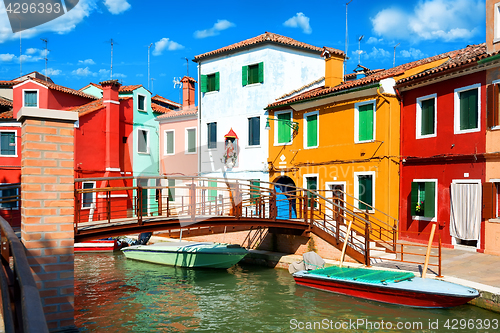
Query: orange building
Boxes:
[{"xmin": 265, "ymin": 48, "xmax": 449, "ymax": 228}]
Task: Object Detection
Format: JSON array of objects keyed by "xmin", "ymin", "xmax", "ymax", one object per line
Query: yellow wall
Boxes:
[{"xmin": 268, "ymin": 90, "xmax": 401, "ymax": 227}]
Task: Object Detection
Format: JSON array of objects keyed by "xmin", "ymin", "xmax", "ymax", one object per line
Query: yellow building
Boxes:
[{"xmin": 265, "ymin": 48, "xmax": 449, "ymax": 228}]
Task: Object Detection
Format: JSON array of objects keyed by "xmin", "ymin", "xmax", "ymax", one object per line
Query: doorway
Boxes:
[
  {"xmin": 450, "ymin": 180, "xmax": 481, "ymax": 249},
  {"xmin": 274, "ymin": 176, "xmax": 297, "ymax": 219}
]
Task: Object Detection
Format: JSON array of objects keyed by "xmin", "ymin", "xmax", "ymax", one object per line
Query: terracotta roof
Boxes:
[
  {"xmin": 267, "ymin": 49, "xmax": 458, "ymax": 109},
  {"xmin": 151, "ymin": 103, "xmax": 170, "ymax": 114},
  {"xmin": 0, "ymin": 110, "xmax": 13, "ymax": 119},
  {"xmin": 23, "ymin": 77, "xmax": 98, "ymax": 100},
  {"xmin": 0, "ymin": 81, "xmax": 16, "ymax": 87},
  {"xmin": 67, "ymin": 99, "xmax": 104, "ymax": 117},
  {"xmin": 119, "ymin": 84, "xmax": 143, "ymax": 92},
  {"xmin": 194, "ymin": 32, "xmax": 343, "ymax": 61},
  {"xmin": 397, "ymin": 43, "xmax": 488, "ymax": 86},
  {"xmin": 156, "ymin": 106, "xmax": 198, "ymax": 119},
  {"xmin": 151, "ymin": 94, "xmax": 181, "ymax": 107},
  {"xmin": 0, "ymin": 96, "xmax": 13, "ymax": 108},
  {"xmin": 277, "ymin": 77, "xmax": 325, "ymax": 100}
]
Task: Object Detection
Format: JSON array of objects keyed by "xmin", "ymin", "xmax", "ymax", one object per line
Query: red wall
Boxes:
[{"xmin": 399, "ymin": 71, "xmax": 486, "ymax": 247}]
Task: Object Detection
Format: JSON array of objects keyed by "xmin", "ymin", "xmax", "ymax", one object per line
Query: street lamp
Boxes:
[{"xmin": 265, "ymin": 117, "xmax": 299, "ymax": 132}]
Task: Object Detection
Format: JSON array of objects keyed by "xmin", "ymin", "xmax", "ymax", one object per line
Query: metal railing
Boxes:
[{"xmin": 0, "ymin": 216, "xmax": 49, "ymax": 333}]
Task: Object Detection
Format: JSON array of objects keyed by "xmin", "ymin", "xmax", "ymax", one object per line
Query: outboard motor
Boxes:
[{"xmin": 137, "ymin": 232, "xmax": 152, "ymax": 245}]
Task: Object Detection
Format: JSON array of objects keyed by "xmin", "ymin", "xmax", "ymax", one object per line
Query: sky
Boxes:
[{"xmin": 0, "ymin": 0, "xmax": 487, "ymax": 103}]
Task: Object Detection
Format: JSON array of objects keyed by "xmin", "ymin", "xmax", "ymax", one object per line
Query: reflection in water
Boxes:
[{"xmin": 75, "ymin": 253, "xmax": 500, "ymax": 332}]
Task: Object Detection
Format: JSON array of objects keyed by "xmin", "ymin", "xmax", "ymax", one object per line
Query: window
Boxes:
[
  {"xmin": 304, "ymin": 175, "xmax": 318, "ymax": 208},
  {"xmin": 304, "ymin": 111, "xmax": 318, "ymax": 148},
  {"xmin": 208, "ymin": 180, "xmax": 217, "ymax": 202},
  {"xmin": 483, "ymin": 181, "xmax": 500, "ymax": 219},
  {"xmin": 23, "ymin": 90, "xmax": 38, "ymax": 107},
  {"xmin": 0, "ymin": 184, "xmax": 19, "ymax": 209},
  {"xmin": 410, "ymin": 180, "xmax": 437, "ymax": 220},
  {"xmin": 81, "ymin": 182, "xmax": 95, "ymax": 209},
  {"xmin": 207, "ymin": 122, "xmax": 217, "ymax": 149},
  {"xmin": 0, "ymin": 131, "xmax": 16, "ymax": 156},
  {"xmin": 416, "ymin": 94, "xmax": 437, "ymax": 138},
  {"xmin": 138, "ymin": 129, "xmax": 149, "ymax": 154},
  {"xmin": 248, "ymin": 117, "xmax": 260, "ymax": 146},
  {"xmin": 138, "ymin": 95, "xmax": 146, "ymax": 111},
  {"xmin": 355, "ymin": 172, "xmax": 375, "ymax": 211},
  {"xmin": 201, "ymin": 72, "xmax": 220, "ymax": 93},
  {"xmin": 164, "ymin": 130, "xmax": 174, "ymax": 155},
  {"xmin": 355, "ymin": 101, "xmax": 375, "ymax": 143},
  {"xmin": 487, "ymin": 81, "xmax": 500, "ymax": 129},
  {"xmin": 168, "ymin": 179, "xmax": 175, "ymax": 202},
  {"xmin": 242, "ymin": 62, "xmax": 264, "ymax": 86},
  {"xmin": 186, "ymin": 128, "xmax": 196, "ymax": 154},
  {"xmin": 454, "ymin": 84, "xmax": 480, "ymax": 134},
  {"xmin": 275, "ymin": 111, "xmax": 292, "ymax": 145}
]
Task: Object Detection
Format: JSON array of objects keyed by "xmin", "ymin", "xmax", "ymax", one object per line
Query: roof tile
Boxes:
[{"xmin": 26, "ymin": 77, "xmax": 98, "ymax": 100}]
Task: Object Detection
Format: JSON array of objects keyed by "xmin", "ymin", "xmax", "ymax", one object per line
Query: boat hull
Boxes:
[
  {"xmin": 75, "ymin": 240, "xmax": 120, "ymax": 252},
  {"xmin": 294, "ymin": 271, "xmax": 479, "ymax": 308},
  {"xmin": 122, "ymin": 242, "xmax": 248, "ymax": 269}
]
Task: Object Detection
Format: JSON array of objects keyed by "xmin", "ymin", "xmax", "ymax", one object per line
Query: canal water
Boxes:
[{"xmin": 75, "ymin": 253, "xmax": 500, "ymax": 332}]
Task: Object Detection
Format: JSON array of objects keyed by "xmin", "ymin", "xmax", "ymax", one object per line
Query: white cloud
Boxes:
[
  {"xmin": 371, "ymin": 0, "xmax": 484, "ymax": 42},
  {"xmin": 366, "ymin": 37, "xmax": 383, "ymax": 45},
  {"xmin": 26, "ymin": 48, "xmax": 40, "ymax": 55},
  {"xmin": 136, "ymin": 74, "xmax": 144, "ymax": 77},
  {"xmin": 283, "ymin": 12, "xmax": 312, "ymax": 34},
  {"xmin": 113, "ymin": 73, "xmax": 126, "ymax": 78},
  {"xmin": 0, "ymin": 0, "xmax": 98, "ymax": 43},
  {"xmin": 72, "ymin": 67, "xmax": 94, "ymax": 76},
  {"xmin": 79, "ymin": 59, "xmax": 96, "ymax": 65},
  {"xmin": 359, "ymin": 47, "xmax": 391, "ymax": 60},
  {"xmin": 401, "ymin": 48, "xmax": 427, "ymax": 59},
  {"xmin": 194, "ymin": 19, "xmax": 235, "ymax": 39},
  {"xmin": 152, "ymin": 38, "xmax": 185, "ymax": 56},
  {"xmin": 45, "ymin": 68, "xmax": 62, "ymax": 76},
  {"xmin": 104, "ymin": 0, "xmax": 131, "ymax": 15},
  {"xmin": 0, "ymin": 53, "xmax": 15, "ymax": 62}
]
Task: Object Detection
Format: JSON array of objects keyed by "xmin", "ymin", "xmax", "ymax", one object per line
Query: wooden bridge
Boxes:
[{"xmin": 73, "ymin": 176, "xmax": 400, "ymax": 265}]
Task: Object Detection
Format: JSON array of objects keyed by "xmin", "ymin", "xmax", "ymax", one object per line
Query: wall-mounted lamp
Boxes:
[{"xmin": 265, "ymin": 117, "xmax": 299, "ymax": 131}]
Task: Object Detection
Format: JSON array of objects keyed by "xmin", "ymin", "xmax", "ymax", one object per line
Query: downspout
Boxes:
[
  {"xmin": 378, "ymin": 87, "xmax": 392, "ymax": 226},
  {"xmin": 197, "ymin": 60, "xmax": 202, "ymax": 177}
]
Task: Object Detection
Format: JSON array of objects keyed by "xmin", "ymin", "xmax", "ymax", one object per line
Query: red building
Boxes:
[{"xmin": 397, "ymin": 44, "xmax": 490, "ymax": 251}]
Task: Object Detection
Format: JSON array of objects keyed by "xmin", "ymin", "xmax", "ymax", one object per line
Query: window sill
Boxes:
[
  {"xmin": 416, "ymin": 134, "xmax": 437, "ymax": 139},
  {"xmin": 355, "ymin": 139, "xmax": 375, "ymax": 144},
  {"xmin": 81, "ymin": 207, "xmax": 93, "ymax": 210},
  {"xmin": 184, "ymin": 151, "xmax": 197, "ymax": 155},
  {"xmin": 245, "ymin": 83, "xmax": 263, "ymax": 88},
  {"xmin": 304, "ymin": 145, "xmax": 318, "ymax": 150},
  {"xmin": 274, "ymin": 142, "xmax": 292, "ymax": 147},
  {"xmin": 204, "ymin": 91, "xmax": 218, "ymax": 95},
  {"xmin": 164, "ymin": 153, "xmax": 175, "ymax": 156},
  {"xmin": 355, "ymin": 209, "xmax": 375, "ymax": 214},
  {"xmin": 454, "ymin": 128, "xmax": 480, "ymax": 135},
  {"xmin": 490, "ymin": 125, "xmax": 500, "ymax": 131},
  {"xmin": 137, "ymin": 109, "xmax": 147, "ymax": 112},
  {"xmin": 412, "ymin": 216, "xmax": 436, "ymax": 222},
  {"xmin": 0, "ymin": 154, "xmax": 18, "ymax": 158},
  {"xmin": 487, "ymin": 218, "xmax": 500, "ymax": 223},
  {"xmin": 138, "ymin": 152, "xmax": 151, "ymax": 155},
  {"xmin": 246, "ymin": 145, "xmax": 261, "ymax": 149}
]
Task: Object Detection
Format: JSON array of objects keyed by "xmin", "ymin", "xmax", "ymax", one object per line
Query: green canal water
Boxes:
[{"xmin": 75, "ymin": 253, "xmax": 500, "ymax": 332}]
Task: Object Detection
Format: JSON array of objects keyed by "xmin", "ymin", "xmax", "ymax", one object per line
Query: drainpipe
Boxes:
[
  {"xmin": 378, "ymin": 87, "xmax": 392, "ymax": 226},
  {"xmin": 197, "ymin": 60, "xmax": 202, "ymax": 177}
]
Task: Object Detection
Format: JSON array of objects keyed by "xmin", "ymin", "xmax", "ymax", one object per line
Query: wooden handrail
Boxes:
[{"xmin": 0, "ymin": 216, "xmax": 49, "ymax": 333}]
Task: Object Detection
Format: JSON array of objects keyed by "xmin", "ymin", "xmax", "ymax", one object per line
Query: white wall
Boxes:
[{"xmin": 198, "ymin": 44, "xmax": 324, "ymax": 183}]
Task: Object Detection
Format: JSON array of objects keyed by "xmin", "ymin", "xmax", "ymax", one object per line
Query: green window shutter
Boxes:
[
  {"xmin": 277, "ymin": 113, "xmax": 291, "ymax": 143},
  {"xmin": 166, "ymin": 131, "xmax": 174, "ymax": 154},
  {"xmin": 358, "ymin": 175, "xmax": 373, "ymax": 210},
  {"xmin": 24, "ymin": 91, "xmax": 37, "ymax": 107},
  {"xmin": 460, "ymin": 89, "xmax": 479, "ymax": 130},
  {"xmin": 168, "ymin": 179, "xmax": 175, "ymax": 201},
  {"xmin": 187, "ymin": 129, "xmax": 196, "ymax": 153},
  {"xmin": 258, "ymin": 62, "xmax": 264, "ymax": 83},
  {"xmin": 215, "ymin": 72, "xmax": 220, "ymax": 91},
  {"xmin": 306, "ymin": 114, "xmax": 318, "ymax": 147},
  {"xmin": 1, "ymin": 132, "xmax": 15, "ymax": 155},
  {"xmin": 410, "ymin": 182, "xmax": 418, "ymax": 215},
  {"xmin": 242, "ymin": 66, "xmax": 248, "ymax": 86},
  {"xmin": 421, "ymin": 99, "xmax": 435, "ymax": 135},
  {"xmin": 358, "ymin": 104, "xmax": 374, "ymax": 141},
  {"xmin": 250, "ymin": 180, "xmax": 260, "ymax": 202},
  {"xmin": 208, "ymin": 180, "xmax": 217, "ymax": 201},
  {"xmin": 200, "ymin": 75, "xmax": 208, "ymax": 93},
  {"xmin": 306, "ymin": 177, "xmax": 317, "ymax": 207},
  {"xmin": 424, "ymin": 182, "xmax": 436, "ymax": 218}
]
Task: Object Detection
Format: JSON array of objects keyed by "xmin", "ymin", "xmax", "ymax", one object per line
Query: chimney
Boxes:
[
  {"xmin": 322, "ymin": 47, "xmax": 345, "ymax": 88},
  {"xmin": 486, "ymin": 0, "xmax": 500, "ymax": 54},
  {"xmin": 181, "ymin": 76, "xmax": 196, "ymax": 108},
  {"xmin": 100, "ymin": 79, "xmax": 121, "ymax": 171}
]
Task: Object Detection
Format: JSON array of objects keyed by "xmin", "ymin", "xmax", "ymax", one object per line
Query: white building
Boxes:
[{"xmin": 193, "ymin": 32, "xmax": 339, "ymax": 185}]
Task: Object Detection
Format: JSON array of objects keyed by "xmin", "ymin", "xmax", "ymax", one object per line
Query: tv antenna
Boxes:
[
  {"xmin": 357, "ymin": 35, "xmax": 364, "ymax": 65},
  {"xmin": 183, "ymin": 57, "xmax": 189, "ymax": 77},
  {"xmin": 345, "ymin": 0, "xmax": 353, "ymax": 75},
  {"xmin": 105, "ymin": 39, "xmax": 118, "ymax": 79},
  {"xmin": 148, "ymin": 43, "xmax": 153, "ymax": 91},
  {"xmin": 173, "ymin": 77, "xmax": 182, "ymax": 104},
  {"xmin": 41, "ymin": 38, "xmax": 49, "ymax": 81},
  {"xmin": 393, "ymin": 43, "xmax": 400, "ymax": 67},
  {"xmin": 150, "ymin": 77, "xmax": 156, "ymax": 95}
]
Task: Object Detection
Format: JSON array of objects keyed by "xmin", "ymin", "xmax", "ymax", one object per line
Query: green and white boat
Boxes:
[{"xmin": 121, "ymin": 241, "xmax": 248, "ymax": 269}]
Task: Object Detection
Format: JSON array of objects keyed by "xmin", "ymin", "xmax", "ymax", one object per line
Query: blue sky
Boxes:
[{"xmin": 0, "ymin": 0, "xmax": 486, "ymax": 103}]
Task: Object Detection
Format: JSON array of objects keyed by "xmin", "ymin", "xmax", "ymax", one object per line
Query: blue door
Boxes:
[{"xmin": 275, "ymin": 185, "xmax": 297, "ymax": 219}]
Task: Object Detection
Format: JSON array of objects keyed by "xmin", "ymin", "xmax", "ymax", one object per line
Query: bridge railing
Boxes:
[
  {"xmin": 0, "ymin": 216, "xmax": 49, "ymax": 333},
  {"xmin": 74, "ymin": 176, "xmax": 399, "ymax": 265}
]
